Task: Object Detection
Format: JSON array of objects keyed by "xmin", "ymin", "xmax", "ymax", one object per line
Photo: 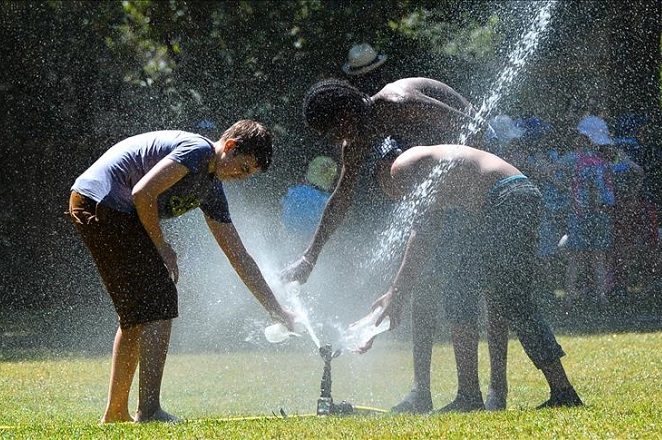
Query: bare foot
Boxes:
[
  {"xmin": 135, "ymin": 408, "xmax": 181, "ymax": 424},
  {"xmin": 100, "ymin": 413, "xmax": 134, "ymax": 424},
  {"xmin": 485, "ymin": 387, "xmax": 507, "ymax": 411}
]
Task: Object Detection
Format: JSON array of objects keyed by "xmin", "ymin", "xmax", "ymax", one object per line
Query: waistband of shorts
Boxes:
[{"xmin": 488, "ymin": 174, "xmax": 528, "ymax": 197}]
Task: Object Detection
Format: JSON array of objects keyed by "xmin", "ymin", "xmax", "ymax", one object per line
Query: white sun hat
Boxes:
[
  {"xmin": 342, "ymin": 43, "xmax": 388, "ymax": 76},
  {"xmin": 577, "ymin": 115, "xmax": 613, "ymax": 146},
  {"xmin": 488, "ymin": 114, "xmax": 525, "ymax": 144}
]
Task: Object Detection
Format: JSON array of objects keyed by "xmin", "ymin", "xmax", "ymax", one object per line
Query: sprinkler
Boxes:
[{"xmin": 316, "ymin": 343, "xmax": 354, "ymax": 416}]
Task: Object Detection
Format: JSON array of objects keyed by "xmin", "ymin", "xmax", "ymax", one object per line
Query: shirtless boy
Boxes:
[
  {"xmin": 280, "ymin": 77, "xmax": 478, "ymax": 283},
  {"xmin": 363, "ymin": 144, "xmax": 583, "ymax": 410}
]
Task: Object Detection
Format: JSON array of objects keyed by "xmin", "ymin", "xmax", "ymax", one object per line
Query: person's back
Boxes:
[
  {"xmin": 370, "ymin": 78, "xmax": 479, "ymax": 149},
  {"xmin": 72, "ymin": 130, "xmax": 225, "ymax": 219},
  {"xmin": 382, "ymin": 144, "xmax": 522, "ymax": 212}
]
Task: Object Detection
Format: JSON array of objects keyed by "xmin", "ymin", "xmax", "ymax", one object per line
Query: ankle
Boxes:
[
  {"xmin": 551, "ymin": 386, "xmax": 576, "ymax": 396},
  {"xmin": 457, "ymin": 389, "xmax": 483, "ymax": 401}
]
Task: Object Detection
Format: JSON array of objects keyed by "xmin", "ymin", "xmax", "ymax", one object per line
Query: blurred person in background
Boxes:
[
  {"xmin": 281, "ymin": 155, "xmax": 338, "ymax": 244},
  {"xmin": 564, "ymin": 115, "xmax": 615, "ymax": 309}
]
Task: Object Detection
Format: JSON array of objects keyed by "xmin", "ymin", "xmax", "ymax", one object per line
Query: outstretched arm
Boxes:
[
  {"xmin": 375, "ymin": 225, "xmax": 431, "ymax": 327},
  {"xmin": 374, "ymin": 201, "xmax": 445, "ymax": 324},
  {"xmin": 401, "ymin": 77, "xmax": 473, "ymax": 113},
  {"xmin": 280, "ymin": 141, "xmax": 365, "ymax": 283},
  {"xmin": 356, "ymin": 224, "xmax": 433, "ymax": 354},
  {"xmin": 304, "ymin": 147, "xmax": 363, "ymax": 261},
  {"xmin": 206, "ymin": 216, "xmax": 294, "ymax": 328}
]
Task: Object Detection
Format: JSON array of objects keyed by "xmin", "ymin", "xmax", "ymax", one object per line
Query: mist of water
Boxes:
[
  {"xmin": 264, "ymin": 281, "xmax": 322, "ymax": 348},
  {"xmin": 369, "ymin": 0, "xmax": 557, "ymax": 268},
  {"xmin": 164, "ymin": 0, "xmax": 560, "ymax": 358}
]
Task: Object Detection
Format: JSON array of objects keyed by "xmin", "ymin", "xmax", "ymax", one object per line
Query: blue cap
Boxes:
[{"xmin": 196, "ymin": 120, "xmax": 217, "ymax": 130}]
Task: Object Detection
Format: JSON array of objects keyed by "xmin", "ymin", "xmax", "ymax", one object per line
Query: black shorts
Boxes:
[{"xmin": 68, "ymin": 191, "xmax": 178, "ymax": 329}]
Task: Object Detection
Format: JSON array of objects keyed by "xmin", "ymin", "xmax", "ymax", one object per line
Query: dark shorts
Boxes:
[
  {"xmin": 411, "ymin": 208, "xmax": 484, "ymax": 330},
  {"xmin": 430, "ymin": 209, "xmax": 483, "ymax": 326},
  {"xmin": 68, "ymin": 191, "xmax": 178, "ymax": 329},
  {"xmin": 480, "ymin": 177, "xmax": 566, "ymax": 368}
]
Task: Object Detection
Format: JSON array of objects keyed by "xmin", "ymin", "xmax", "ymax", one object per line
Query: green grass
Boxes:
[{"xmin": 1, "ymin": 332, "xmax": 661, "ymax": 439}]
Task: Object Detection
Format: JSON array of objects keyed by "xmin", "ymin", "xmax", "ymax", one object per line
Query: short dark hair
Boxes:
[
  {"xmin": 220, "ymin": 120, "xmax": 273, "ymax": 171},
  {"xmin": 302, "ymin": 79, "xmax": 370, "ymax": 134}
]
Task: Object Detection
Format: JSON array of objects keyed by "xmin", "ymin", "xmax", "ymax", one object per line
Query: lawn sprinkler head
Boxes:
[
  {"xmin": 316, "ymin": 343, "xmax": 354, "ymax": 416},
  {"xmin": 319, "ymin": 343, "xmax": 342, "ymax": 363}
]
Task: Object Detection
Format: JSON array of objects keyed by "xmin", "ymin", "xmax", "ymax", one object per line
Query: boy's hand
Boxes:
[
  {"xmin": 356, "ymin": 336, "xmax": 377, "ymax": 354},
  {"xmin": 271, "ymin": 308, "xmax": 298, "ymax": 332},
  {"xmin": 281, "ymin": 309, "xmax": 297, "ymax": 331},
  {"xmin": 279, "ymin": 256, "xmax": 314, "ymax": 284},
  {"xmin": 156, "ymin": 242, "xmax": 179, "ymax": 284},
  {"xmin": 373, "ymin": 289, "xmax": 403, "ymax": 330}
]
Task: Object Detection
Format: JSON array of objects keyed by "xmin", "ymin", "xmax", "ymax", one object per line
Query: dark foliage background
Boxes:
[{"xmin": 0, "ymin": 1, "xmax": 660, "ymax": 352}]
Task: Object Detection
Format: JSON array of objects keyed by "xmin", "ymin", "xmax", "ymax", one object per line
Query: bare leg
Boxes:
[
  {"xmin": 537, "ymin": 359, "xmax": 583, "ymax": 408},
  {"xmin": 391, "ymin": 291, "xmax": 434, "ymax": 413},
  {"xmin": 134, "ymin": 319, "xmax": 179, "ymax": 423},
  {"xmin": 541, "ymin": 359, "xmax": 572, "ymax": 390},
  {"xmin": 434, "ymin": 324, "xmax": 484, "ymax": 413},
  {"xmin": 102, "ymin": 325, "xmax": 141, "ymax": 423},
  {"xmin": 411, "ymin": 301, "xmax": 435, "ymax": 394},
  {"xmin": 486, "ymin": 305, "xmax": 509, "ymax": 411},
  {"xmin": 452, "ymin": 324, "xmax": 480, "ymax": 397}
]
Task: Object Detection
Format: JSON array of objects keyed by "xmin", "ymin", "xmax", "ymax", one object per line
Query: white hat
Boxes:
[
  {"xmin": 577, "ymin": 115, "xmax": 613, "ymax": 146},
  {"xmin": 488, "ymin": 114, "xmax": 525, "ymax": 143},
  {"xmin": 342, "ymin": 43, "xmax": 387, "ymax": 76}
]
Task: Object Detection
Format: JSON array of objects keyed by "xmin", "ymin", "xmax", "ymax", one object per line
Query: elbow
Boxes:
[
  {"xmin": 131, "ymin": 185, "xmax": 154, "ymax": 208},
  {"xmin": 131, "ymin": 187, "xmax": 145, "ymax": 203}
]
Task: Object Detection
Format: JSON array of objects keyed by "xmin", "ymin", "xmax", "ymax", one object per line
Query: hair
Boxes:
[
  {"xmin": 302, "ymin": 78, "xmax": 371, "ymax": 134},
  {"xmin": 220, "ymin": 119, "xmax": 273, "ymax": 171}
]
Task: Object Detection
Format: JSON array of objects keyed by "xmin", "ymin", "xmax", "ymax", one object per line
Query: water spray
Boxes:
[{"xmin": 370, "ymin": 0, "xmax": 558, "ymax": 267}]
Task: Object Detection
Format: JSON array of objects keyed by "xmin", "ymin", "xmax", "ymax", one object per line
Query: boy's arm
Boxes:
[
  {"xmin": 205, "ymin": 216, "xmax": 293, "ymax": 327},
  {"xmin": 132, "ymin": 158, "xmax": 189, "ymax": 283},
  {"xmin": 280, "ymin": 141, "xmax": 365, "ymax": 283},
  {"xmin": 374, "ymin": 212, "xmax": 440, "ymax": 330}
]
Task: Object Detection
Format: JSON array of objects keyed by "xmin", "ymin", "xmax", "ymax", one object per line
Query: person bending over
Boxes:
[
  {"xmin": 68, "ymin": 120, "xmax": 295, "ymax": 423},
  {"xmin": 280, "ymin": 77, "xmax": 479, "ymax": 284},
  {"xmin": 362, "ymin": 144, "xmax": 583, "ymax": 410}
]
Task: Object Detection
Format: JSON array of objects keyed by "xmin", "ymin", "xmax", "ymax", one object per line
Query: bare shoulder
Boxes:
[
  {"xmin": 394, "ymin": 145, "xmax": 454, "ymax": 173},
  {"xmin": 373, "ymin": 82, "xmax": 406, "ymax": 103},
  {"xmin": 376, "ymin": 77, "xmax": 438, "ymax": 96},
  {"xmin": 391, "ymin": 77, "xmax": 453, "ymax": 92}
]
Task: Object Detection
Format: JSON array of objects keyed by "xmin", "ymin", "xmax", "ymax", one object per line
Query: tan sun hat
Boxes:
[{"xmin": 342, "ymin": 43, "xmax": 388, "ymax": 76}]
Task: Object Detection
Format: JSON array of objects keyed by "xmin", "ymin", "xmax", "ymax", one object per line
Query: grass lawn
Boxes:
[{"xmin": 1, "ymin": 331, "xmax": 661, "ymax": 439}]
